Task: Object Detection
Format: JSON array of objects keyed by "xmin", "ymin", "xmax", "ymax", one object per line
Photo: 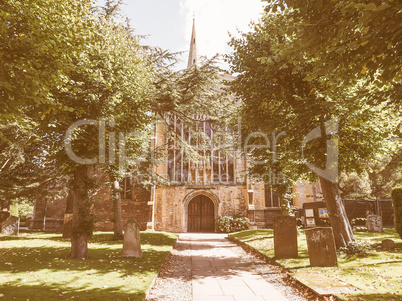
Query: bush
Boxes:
[
  {"xmin": 391, "ymin": 186, "xmax": 402, "ymax": 239},
  {"xmin": 215, "ymin": 216, "xmax": 249, "ymax": 233},
  {"xmin": 338, "ymin": 241, "xmax": 368, "ymax": 257}
]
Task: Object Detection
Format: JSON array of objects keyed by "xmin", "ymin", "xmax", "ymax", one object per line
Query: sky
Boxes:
[{"xmin": 119, "ymin": 0, "xmax": 265, "ymax": 70}]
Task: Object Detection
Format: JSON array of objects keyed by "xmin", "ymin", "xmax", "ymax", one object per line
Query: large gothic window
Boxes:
[{"xmin": 166, "ymin": 115, "xmax": 235, "ymax": 185}]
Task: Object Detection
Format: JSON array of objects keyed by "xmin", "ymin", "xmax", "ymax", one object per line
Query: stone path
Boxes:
[
  {"xmin": 188, "ymin": 233, "xmax": 289, "ymax": 301},
  {"xmin": 147, "ymin": 233, "xmax": 308, "ymax": 301}
]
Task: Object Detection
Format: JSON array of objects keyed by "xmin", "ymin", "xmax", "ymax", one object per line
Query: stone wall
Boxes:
[
  {"xmin": 92, "ymin": 186, "xmax": 151, "ymax": 231},
  {"xmin": 293, "ymin": 181, "xmax": 323, "ymax": 208},
  {"xmin": 31, "ymin": 180, "xmax": 151, "ymax": 232},
  {"xmin": 247, "ymin": 209, "xmax": 283, "ymax": 228},
  {"xmin": 154, "ymin": 185, "xmax": 248, "ymax": 232}
]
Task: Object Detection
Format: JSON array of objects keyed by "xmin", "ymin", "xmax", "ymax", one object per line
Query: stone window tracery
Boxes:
[{"xmin": 166, "ymin": 115, "xmax": 236, "ymax": 185}]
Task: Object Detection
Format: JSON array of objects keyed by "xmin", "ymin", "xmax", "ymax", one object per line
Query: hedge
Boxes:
[{"xmin": 391, "ymin": 186, "xmax": 402, "ymax": 239}]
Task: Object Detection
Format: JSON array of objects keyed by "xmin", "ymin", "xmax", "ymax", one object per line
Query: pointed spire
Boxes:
[{"xmin": 187, "ymin": 17, "xmax": 197, "ymax": 69}]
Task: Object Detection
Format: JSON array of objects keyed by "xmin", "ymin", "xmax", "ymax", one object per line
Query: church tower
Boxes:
[{"xmin": 187, "ymin": 18, "xmax": 197, "ymax": 68}]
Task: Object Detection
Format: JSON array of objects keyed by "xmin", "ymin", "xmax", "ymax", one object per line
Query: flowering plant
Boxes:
[{"xmin": 215, "ymin": 216, "xmax": 249, "ymax": 233}]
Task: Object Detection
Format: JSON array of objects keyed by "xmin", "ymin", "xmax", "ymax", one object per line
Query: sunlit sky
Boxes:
[{"xmin": 116, "ymin": 0, "xmax": 265, "ymax": 70}]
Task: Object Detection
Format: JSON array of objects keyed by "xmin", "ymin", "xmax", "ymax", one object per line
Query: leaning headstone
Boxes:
[
  {"xmin": 305, "ymin": 227, "xmax": 337, "ymax": 267},
  {"xmin": 122, "ymin": 219, "xmax": 142, "ymax": 258},
  {"xmin": 62, "ymin": 213, "xmax": 73, "ymax": 239},
  {"xmin": 382, "ymin": 239, "xmax": 395, "ymax": 250},
  {"xmin": 273, "ymin": 216, "xmax": 298, "ymax": 258},
  {"xmin": 366, "ymin": 215, "xmax": 383, "ymax": 232},
  {"xmin": 0, "ymin": 216, "xmax": 20, "ymax": 235}
]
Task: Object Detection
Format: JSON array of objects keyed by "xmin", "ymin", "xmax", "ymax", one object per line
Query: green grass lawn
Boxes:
[
  {"xmin": 230, "ymin": 228, "xmax": 402, "ymax": 301},
  {"xmin": 0, "ymin": 231, "xmax": 178, "ymax": 301}
]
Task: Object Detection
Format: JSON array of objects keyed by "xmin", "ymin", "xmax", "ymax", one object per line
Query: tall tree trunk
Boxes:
[
  {"xmin": 319, "ymin": 175, "xmax": 355, "ymax": 249},
  {"xmin": 70, "ymin": 166, "xmax": 93, "ymax": 260},
  {"xmin": 113, "ymin": 180, "xmax": 123, "ymax": 240}
]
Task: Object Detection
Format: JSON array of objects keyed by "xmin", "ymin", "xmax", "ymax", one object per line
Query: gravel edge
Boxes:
[
  {"xmin": 227, "ymin": 235, "xmax": 341, "ymax": 301},
  {"xmin": 145, "ymin": 236, "xmax": 192, "ymax": 301}
]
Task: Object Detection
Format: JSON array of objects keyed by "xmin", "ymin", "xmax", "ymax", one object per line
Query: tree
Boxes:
[
  {"xmin": 368, "ymin": 152, "xmax": 402, "ymax": 198},
  {"xmin": 263, "ymin": 0, "xmax": 401, "ymax": 107},
  {"xmin": 2, "ymin": 0, "xmax": 233, "ymax": 258},
  {"xmin": 226, "ymin": 2, "xmax": 400, "ymax": 248},
  {"xmin": 0, "ymin": 0, "xmax": 93, "ymax": 204},
  {"xmin": 0, "ymin": 0, "xmax": 92, "ymax": 124},
  {"xmin": 17, "ymin": 0, "xmax": 153, "ymax": 259},
  {"xmin": 17, "ymin": 0, "xmax": 230, "ymax": 258},
  {"xmin": 339, "ymin": 172, "xmax": 372, "ymax": 200},
  {"xmin": 392, "ymin": 186, "xmax": 402, "ymax": 239},
  {"xmin": 339, "ymin": 152, "xmax": 402, "ymax": 200}
]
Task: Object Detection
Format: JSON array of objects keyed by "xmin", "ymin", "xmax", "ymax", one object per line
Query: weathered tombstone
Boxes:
[
  {"xmin": 0, "ymin": 216, "xmax": 20, "ymax": 235},
  {"xmin": 382, "ymin": 239, "xmax": 395, "ymax": 250},
  {"xmin": 122, "ymin": 219, "xmax": 142, "ymax": 258},
  {"xmin": 62, "ymin": 213, "xmax": 73, "ymax": 239},
  {"xmin": 273, "ymin": 216, "xmax": 298, "ymax": 258},
  {"xmin": 305, "ymin": 227, "xmax": 337, "ymax": 267},
  {"xmin": 366, "ymin": 215, "xmax": 383, "ymax": 232},
  {"xmin": 25, "ymin": 213, "xmax": 33, "ymax": 228}
]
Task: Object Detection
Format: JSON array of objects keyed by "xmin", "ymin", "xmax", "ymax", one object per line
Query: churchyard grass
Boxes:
[
  {"xmin": 0, "ymin": 231, "xmax": 178, "ymax": 300},
  {"xmin": 230, "ymin": 228, "xmax": 402, "ymax": 300}
]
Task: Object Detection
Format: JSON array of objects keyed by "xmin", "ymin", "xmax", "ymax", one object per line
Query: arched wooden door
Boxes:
[{"xmin": 188, "ymin": 195, "xmax": 215, "ymax": 232}]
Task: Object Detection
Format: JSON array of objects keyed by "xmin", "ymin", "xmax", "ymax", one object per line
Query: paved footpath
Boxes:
[{"xmin": 186, "ymin": 233, "xmax": 289, "ymax": 301}]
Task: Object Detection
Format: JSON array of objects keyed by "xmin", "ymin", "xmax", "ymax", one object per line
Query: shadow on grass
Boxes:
[
  {"xmin": 0, "ymin": 245, "xmax": 170, "ymax": 274},
  {"xmin": 0, "ymin": 232, "xmax": 176, "ymax": 276},
  {"xmin": 0, "ymin": 234, "xmax": 54, "ymax": 241},
  {"xmin": 230, "ymin": 229, "xmax": 273, "ymax": 241},
  {"xmin": 241, "ymin": 235, "xmax": 273, "ymax": 244},
  {"xmin": 0, "ymin": 282, "xmax": 145, "ymax": 301},
  {"xmin": 352, "ymin": 293, "xmax": 402, "ymax": 301},
  {"xmin": 1, "ymin": 231, "xmax": 177, "ymax": 247},
  {"xmin": 279, "ymin": 261, "xmax": 310, "ymax": 270},
  {"xmin": 0, "ymin": 232, "xmax": 178, "ymax": 301},
  {"xmin": 86, "ymin": 232, "xmax": 177, "ymax": 247},
  {"xmin": 354, "ymin": 228, "xmax": 400, "ymax": 240}
]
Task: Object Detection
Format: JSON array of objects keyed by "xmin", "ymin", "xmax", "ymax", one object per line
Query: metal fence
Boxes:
[{"xmin": 343, "ymin": 199, "xmax": 394, "ymax": 226}]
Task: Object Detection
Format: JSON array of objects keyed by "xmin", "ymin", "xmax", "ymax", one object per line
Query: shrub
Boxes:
[
  {"xmin": 338, "ymin": 241, "xmax": 368, "ymax": 257},
  {"xmin": 391, "ymin": 186, "xmax": 402, "ymax": 239},
  {"xmin": 215, "ymin": 216, "xmax": 249, "ymax": 233}
]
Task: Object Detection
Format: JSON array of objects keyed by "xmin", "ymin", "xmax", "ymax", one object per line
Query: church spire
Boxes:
[{"xmin": 187, "ymin": 17, "xmax": 197, "ymax": 69}]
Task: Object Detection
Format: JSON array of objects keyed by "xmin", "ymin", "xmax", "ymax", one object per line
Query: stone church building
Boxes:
[
  {"xmin": 149, "ymin": 19, "xmax": 297, "ymax": 232},
  {"xmin": 29, "ymin": 20, "xmax": 323, "ymax": 233}
]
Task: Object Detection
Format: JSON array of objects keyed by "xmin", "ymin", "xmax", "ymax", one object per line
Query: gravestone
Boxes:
[
  {"xmin": 366, "ymin": 215, "xmax": 383, "ymax": 232},
  {"xmin": 122, "ymin": 219, "xmax": 142, "ymax": 258},
  {"xmin": 382, "ymin": 239, "xmax": 395, "ymax": 250},
  {"xmin": 273, "ymin": 216, "xmax": 298, "ymax": 258},
  {"xmin": 0, "ymin": 216, "xmax": 20, "ymax": 235},
  {"xmin": 25, "ymin": 214, "xmax": 33, "ymax": 228},
  {"xmin": 62, "ymin": 213, "xmax": 73, "ymax": 239},
  {"xmin": 305, "ymin": 227, "xmax": 337, "ymax": 267}
]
